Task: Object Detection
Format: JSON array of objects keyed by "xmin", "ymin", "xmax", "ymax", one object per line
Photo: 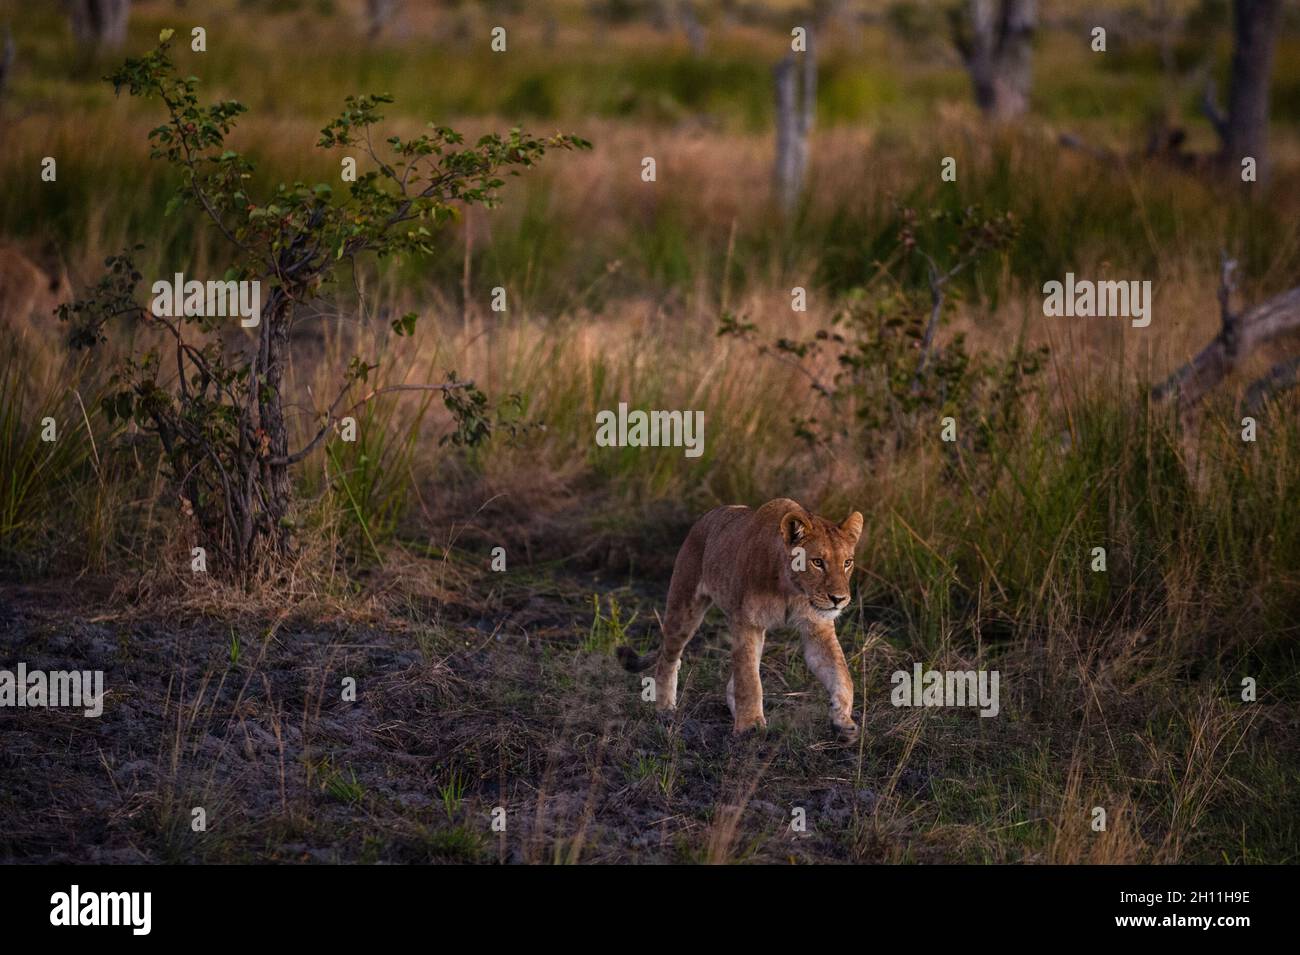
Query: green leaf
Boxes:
[{"xmin": 391, "ymin": 312, "xmax": 418, "ymax": 337}]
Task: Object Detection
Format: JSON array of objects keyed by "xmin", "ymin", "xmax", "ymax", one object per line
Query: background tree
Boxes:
[
  {"xmin": 772, "ymin": 25, "xmax": 816, "ymax": 216},
  {"xmin": 0, "ymin": 26, "xmax": 14, "ymax": 105},
  {"xmin": 365, "ymin": 0, "xmax": 401, "ymax": 41},
  {"xmin": 60, "ymin": 34, "xmax": 587, "ymax": 576},
  {"xmin": 1203, "ymin": 0, "xmax": 1283, "ymax": 183},
  {"xmin": 65, "ymin": 0, "xmax": 131, "ymax": 51},
  {"xmin": 949, "ymin": 0, "xmax": 1036, "ymax": 121}
]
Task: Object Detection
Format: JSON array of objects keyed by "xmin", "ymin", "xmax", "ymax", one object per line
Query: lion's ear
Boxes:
[
  {"xmin": 780, "ymin": 511, "xmax": 808, "ymax": 547},
  {"xmin": 840, "ymin": 511, "xmax": 864, "ymax": 541}
]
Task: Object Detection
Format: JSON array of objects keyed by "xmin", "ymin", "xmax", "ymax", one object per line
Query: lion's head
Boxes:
[{"xmin": 779, "ymin": 508, "xmax": 863, "ymax": 620}]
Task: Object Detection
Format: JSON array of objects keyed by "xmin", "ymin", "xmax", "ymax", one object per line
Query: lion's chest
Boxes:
[{"xmin": 726, "ymin": 590, "xmax": 804, "ymax": 631}]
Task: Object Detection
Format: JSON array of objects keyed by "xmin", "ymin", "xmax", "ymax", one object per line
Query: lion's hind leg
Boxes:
[{"xmin": 652, "ymin": 543, "xmax": 711, "ymax": 712}]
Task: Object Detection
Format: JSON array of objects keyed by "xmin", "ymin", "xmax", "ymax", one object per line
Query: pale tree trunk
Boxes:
[
  {"xmin": 653, "ymin": 1, "xmax": 706, "ymax": 53},
  {"xmin": 951, "ymin": 0, "xmax": 1036, "ymax": 121},
  {"xmin": 680, "ymin": 1, "xmax": 706, "ymax": 56},
  {"xmin": 1205, "ymin": 0, "xmax": 1282, "ymax": 183},
  {"xmin": 772, "ymin": 28, "xmax": 816, "ymax": 216},
  {"xmin": 365, "ymin": 0, "xmax": 400, "ymax": 41},
  {"xmin": 65, "ymin": 0, "xmax": 131, "ymax": 51}
]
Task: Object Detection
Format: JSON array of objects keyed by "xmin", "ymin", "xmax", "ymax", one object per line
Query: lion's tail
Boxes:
[{"xmin": 617, "ymin": 644, "xmax": 658, "ymax": 673}]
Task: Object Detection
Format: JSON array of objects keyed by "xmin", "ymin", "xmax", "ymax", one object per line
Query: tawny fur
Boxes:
[
  {"xmin": 622, "ymin": 498, "xmax": 863, "ymax": 739},
  {"xmin": 0, "ymin": 245, "xmax": 71, "ymax": 346}
]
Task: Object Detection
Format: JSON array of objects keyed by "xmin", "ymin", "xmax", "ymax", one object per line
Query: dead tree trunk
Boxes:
[
  {"xmin": 65, "ymin": 0, "xmax": 131, "ymax": 51},
  {"xmin": 772, "ymin": 29, "xmax": 816, "ymax": 216},
  {"xmin": 1202, "ymin": 0, "xmax": 1282, "ymax": 183},
  {"xmin": 0, "ymin": 27, "xmax": 14, "ymax": 104},
  {"xmin": 1152, "ymin": 254, "xmax": 1300, "ymax": 412},
  {"xmin": 680, "ymin": 1, "xmax": 706, "ymax": 56},
  {"xmin": 365, "ymin": 0, "xmax": 400, "ymax": 41},
  {"xmin": 950, "ymin": 0, "xmax": 1036, "ymax": 121}
]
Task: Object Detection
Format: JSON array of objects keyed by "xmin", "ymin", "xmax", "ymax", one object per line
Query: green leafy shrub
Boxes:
[{"xmin": 58, "ymin": 33, "xmax": 588, "ymax": 575}]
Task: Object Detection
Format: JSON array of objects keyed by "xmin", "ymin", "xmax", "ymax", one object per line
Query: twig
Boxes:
[
  {"xmin": 1058, "ymin": 132, "xmax": 1121, "ymax": 165},
  {"xmin": 1245, "ymin": 355, "xmax": 1300, "ymax": 414},
  {"xmin": 911, "ymin": 251, "xmax": 968, "ymax": 394},
  {"xmin": 1200, "ymin": 77, "xmax": 1229, "ymax": 144},
  {"xmin": 271, "ymin": 381, "xmax": 474, "ymax": 466},
  {"xmin": 1216, "ymin": 249, "xmax": 1238, "ymax": 344}
]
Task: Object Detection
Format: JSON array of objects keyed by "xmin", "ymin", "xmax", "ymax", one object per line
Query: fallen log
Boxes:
[{"xmin": 1151, "ymin": 254, "xmax": 1300, "ymax": 410}]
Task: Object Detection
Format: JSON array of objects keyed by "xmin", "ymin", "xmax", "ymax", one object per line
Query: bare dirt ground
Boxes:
[
  {"xmin": 0, "ymin": 571, "xmax": 906, "ymax": 864},
  {"xmin": 2, "ymin": 565, "xmax": 1296, "ymax": 864}
]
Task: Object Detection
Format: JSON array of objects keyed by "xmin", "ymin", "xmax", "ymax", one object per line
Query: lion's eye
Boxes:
[
  {"xmin": 811, "ymin": 558, "xmax": 824, "ymax": 569},
  {"xmin": 845, "ymin": 559, "xmax": 853, "ymax": 568}
]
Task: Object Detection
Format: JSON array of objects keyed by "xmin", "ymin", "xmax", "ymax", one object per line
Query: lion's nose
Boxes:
[{"xmin": 829, "ymin": 594, "xmax": 847, "ymax": 607}]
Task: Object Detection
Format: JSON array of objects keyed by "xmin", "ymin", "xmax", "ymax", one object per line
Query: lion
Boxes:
[
  {"xmin": 0, "ymin": 244, "xmax": 71, "ymax": 346},
  {"xmin": 619, "ymin": 498, "xmax": 863, "ymax": 739}
]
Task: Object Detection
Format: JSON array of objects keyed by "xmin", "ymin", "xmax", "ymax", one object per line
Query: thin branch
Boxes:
[
  {"xmin": 1058, "ymin": 131, "xmax": 1122, "ymax": 165},
  {"xmin": 1245, "ymin": 355, "xmax": 1300, "ymax": 413},
  {"xmin": 1217, "ymin": 249, "xmax": 1238, "ymax": 337},
  {"xmin": 911, "ymin": 251, "xmax": 969, "ymax": 393},
  {"xmin": 158, "ymin": 86, "xmax": 261, "ymax": 263},
  {"xmin": 271, "ymin": 380, "xmax": 475, "ymax": 466},
  {"xmin": 1200, "ymin": 76, "xmax": 1229, "ymax": 144},
  {"xmin": 761, "ymin": 345, "xmax": 832, "ymax": 397},
  {"xmin": 147, "ymin": 308, "xmax": 242, "ymax": 408}
]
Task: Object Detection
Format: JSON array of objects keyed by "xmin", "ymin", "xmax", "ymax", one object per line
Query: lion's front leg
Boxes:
[
  {"xmin": 802, "ymin": 620, "xmax": 857, "ymax": 740},
  {"xmin": 729, "ymin": 624, "xmax": 767, "ymax": 734},
  {"xmin": 652, "ymin": 655, "xmax": 681, "ymax": 712}
]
